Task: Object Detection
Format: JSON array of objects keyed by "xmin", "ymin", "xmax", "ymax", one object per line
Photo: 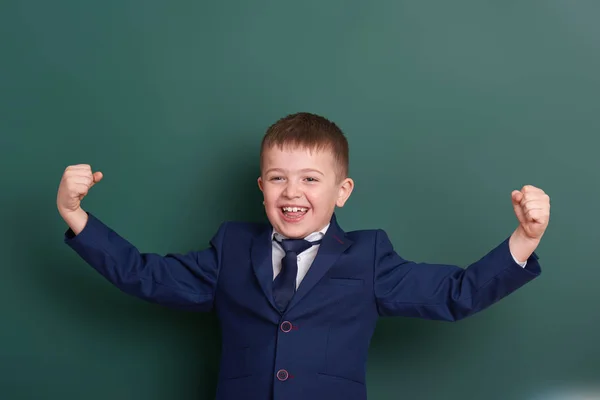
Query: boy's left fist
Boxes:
[{"xmin": 511, "ymin": 185, "xmax": 550, "ymax": 240}]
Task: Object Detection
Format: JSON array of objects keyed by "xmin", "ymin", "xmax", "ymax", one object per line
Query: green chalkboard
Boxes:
[{"xmin": 2, "ymin": 1, "xmax": 599, "ymax": 399}]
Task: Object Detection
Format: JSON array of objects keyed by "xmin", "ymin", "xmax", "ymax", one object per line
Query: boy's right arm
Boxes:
[{"xmin": 57, "ymin": 164, "xmax": 222, "ymax": 312}]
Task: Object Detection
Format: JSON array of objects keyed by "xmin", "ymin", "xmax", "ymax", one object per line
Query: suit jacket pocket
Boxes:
[
  {"xmin": 317, "ymin": 372, "xmax": 365, "ymax": 386},
  {"xmin": 328, "ymin": 277, "xmax": 364, "ymax": 287}
]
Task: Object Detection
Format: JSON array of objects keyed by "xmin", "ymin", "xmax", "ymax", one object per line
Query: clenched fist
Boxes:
[
  {"xmin": 511, "ymin": 185, "xmax": 550, "ymax": 240},
  {"xmin": 57, "ymin": 165, "xmax": 103, "ymax": 234}
]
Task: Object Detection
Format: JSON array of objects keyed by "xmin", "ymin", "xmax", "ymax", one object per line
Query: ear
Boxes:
[
  {"xmin": 257, "ymin": 176, "xmax": 264, "ymax": 192},
  {"xmin": 336, "ymin": 177, "xmax": 354, "ymax": 207}
]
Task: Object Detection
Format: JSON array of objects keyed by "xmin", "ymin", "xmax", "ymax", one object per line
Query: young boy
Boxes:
[{"xmin": 57, "ymin": 112, "xmax": 550, "ymax": 400}]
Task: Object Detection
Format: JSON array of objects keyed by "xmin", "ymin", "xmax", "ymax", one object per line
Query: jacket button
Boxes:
[
  {"xmin": 280, "ymin": 321, "xmax": 292, "ymax": 333},
  {"xmin": 277, "ymin": 369, "xmax": 289, "ymax": 381}
]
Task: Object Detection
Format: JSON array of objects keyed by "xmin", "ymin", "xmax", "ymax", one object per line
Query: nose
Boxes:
[{"xmin": 283, "ymin": 181, "xmax": 301, "ymax": 199}]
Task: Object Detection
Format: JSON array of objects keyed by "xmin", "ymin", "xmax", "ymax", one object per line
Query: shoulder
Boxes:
[
  {"xmin": 343, "ymin": 227, "xmax": 383, "ymax": 242},
  {"xmin": 342, "ymin": 227, "xmax": 397, "ymax": 253}
]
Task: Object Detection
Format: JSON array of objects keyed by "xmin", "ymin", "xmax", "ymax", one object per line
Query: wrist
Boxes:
[
  {"xmin": 59, "ymin": 207, "xmax": 89, "ymax": 235},
  {"xmin": 509, "ymin": 227, "xmax": 540, "ymax": 263}
]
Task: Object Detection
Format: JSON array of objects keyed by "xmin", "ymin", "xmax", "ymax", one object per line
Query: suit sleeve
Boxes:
[
  {"xmin": 373, "ymin": 229, "xmax": 541, "ymax": 321},
  {"xmin": 64, "ymin": 213, "xmax": 225, "ymax": 312}
]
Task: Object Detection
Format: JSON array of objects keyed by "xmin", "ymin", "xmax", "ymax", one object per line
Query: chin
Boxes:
[
  {"xmin": 274, "ymin": 223, "xmax": 309, "ymax": 239},
  {"xmin": 267, "ymin": 212, "xmax": 308, "ymax": 238}
]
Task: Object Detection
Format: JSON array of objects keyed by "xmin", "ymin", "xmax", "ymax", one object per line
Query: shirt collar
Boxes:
[{"xmin": 272, "ymin": 223, "xmax": 330, "ymax": 243}]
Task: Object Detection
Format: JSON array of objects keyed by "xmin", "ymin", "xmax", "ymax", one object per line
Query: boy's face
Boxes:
[{"xmin": 258, "ymin": 146, "xmax": 354, "ymax": 239}]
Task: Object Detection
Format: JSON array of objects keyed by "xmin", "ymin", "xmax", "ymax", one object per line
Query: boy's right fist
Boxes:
[{"xmin": 57, "ymin": 164, "xmax": 103, "ymax": 215}]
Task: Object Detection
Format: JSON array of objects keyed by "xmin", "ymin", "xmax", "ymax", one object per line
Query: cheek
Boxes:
[
  {"xmin": 264, "ymin": 187, "xmax": 283, "ymax": 207},
  {"xmin": 306, "ymin": 188, "xmax": 336, "ymax": 209},
  {"xmin": 261, "ymin": 184, "xmax": 276, "ymax": 199}
]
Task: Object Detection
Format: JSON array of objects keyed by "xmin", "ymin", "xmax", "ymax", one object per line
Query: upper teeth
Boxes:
[{"xmin": 283, "ymin": 207, "xmax": 307, "ymax": 212}]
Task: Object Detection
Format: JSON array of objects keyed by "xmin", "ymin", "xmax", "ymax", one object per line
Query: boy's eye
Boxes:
[
  {"xmin": 270, "ymin": 176, "xmax": 283, "ymax": 181},
  {"xmin": 305, "ymin": 177, "xmax": 318, "ymax": 182}
]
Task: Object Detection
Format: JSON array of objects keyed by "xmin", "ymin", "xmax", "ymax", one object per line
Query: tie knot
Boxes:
[{"xmin": 277, "ymin": 238, "xmax": 315, "ymax": 255}]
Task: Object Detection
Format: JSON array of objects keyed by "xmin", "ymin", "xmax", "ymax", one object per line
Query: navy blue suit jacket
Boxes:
[{"xmin": 65, "ymin": 213, "xmax": 541, "ymax": 400}]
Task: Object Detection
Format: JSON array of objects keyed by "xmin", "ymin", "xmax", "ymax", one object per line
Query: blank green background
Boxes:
[{"xmin": 2, "ymin": 1, "xmax": 598, "ymax": 399}]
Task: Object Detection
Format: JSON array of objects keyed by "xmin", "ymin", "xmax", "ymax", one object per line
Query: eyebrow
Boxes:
[{"xmin": 265, "ymin": 168, "xmax": 325, "ymax": 176}]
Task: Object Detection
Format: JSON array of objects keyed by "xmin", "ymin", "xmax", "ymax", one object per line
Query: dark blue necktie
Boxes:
[{"xmin": 273, "ymin": 238, "xmax": 321, "ymax": 312}]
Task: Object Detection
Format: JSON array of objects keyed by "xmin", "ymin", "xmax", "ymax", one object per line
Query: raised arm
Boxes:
[
  {"xmin": 374, "ymin": 185, "xmax": 549, "ymax": 321},
  {"xmin": 374, "ymin": 230, "xmax": 540, "ymax": 321},
  {"xmin": 57, "ymin": 164, "xmax": 222, "ymax": 311}
]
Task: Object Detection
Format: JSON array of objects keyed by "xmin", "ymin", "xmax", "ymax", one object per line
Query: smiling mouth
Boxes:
[
  {"xmin": 280, "ymin": 206, "xmax": 309, "ymax": 221},
  {"xmin": 282, "ymin": 206, "xmax": 308, "ymax": 213}
]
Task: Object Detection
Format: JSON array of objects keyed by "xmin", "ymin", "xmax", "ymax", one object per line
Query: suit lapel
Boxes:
[
  {"xmin": 250, "ymin": 225, "xmax": 279, "ymax": 312},
  {"xmin": 287, "ymin": 214, "xmax": 353, "ymax": 312}
]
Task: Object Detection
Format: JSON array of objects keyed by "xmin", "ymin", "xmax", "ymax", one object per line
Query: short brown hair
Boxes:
[{"xmin": 260, "ymin": 112, "xmax": 349, "ymax": 180}]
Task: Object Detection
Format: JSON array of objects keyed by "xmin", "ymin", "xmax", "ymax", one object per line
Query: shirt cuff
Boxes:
[{"xmin": 511, "ymin": 252, "xmax": 527, "ymax": 268}]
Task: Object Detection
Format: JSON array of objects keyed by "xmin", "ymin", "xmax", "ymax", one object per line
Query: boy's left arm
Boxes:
[{"xmin": 375, "ymin": 185, "xmax": 550, "ymax": 321}]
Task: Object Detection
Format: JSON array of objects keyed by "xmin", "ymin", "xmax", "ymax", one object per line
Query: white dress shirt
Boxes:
[
  {"xmin": 271, "ymin": 225, "xmax": 527, "ymax": 289},
  {"xmin": 272, "ymin": 224, "xmax": 329, "ymax": 289}
]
